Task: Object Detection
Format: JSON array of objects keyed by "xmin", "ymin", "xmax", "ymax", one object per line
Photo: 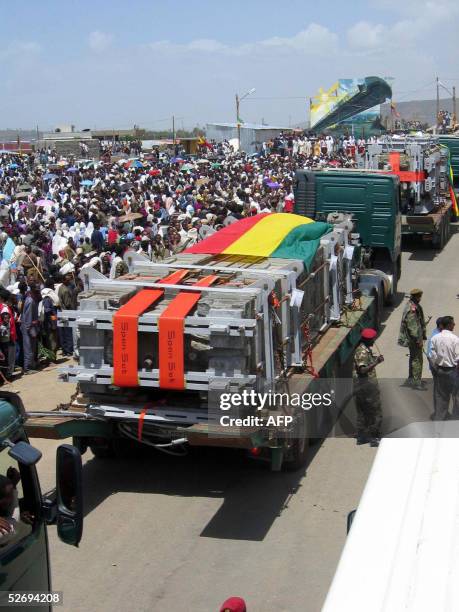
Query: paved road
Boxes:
[{"xmin": 14, "ymin": 227, "xmax": 459, "ymax": 612}]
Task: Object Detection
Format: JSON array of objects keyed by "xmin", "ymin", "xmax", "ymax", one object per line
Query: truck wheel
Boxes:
[
  {"xmin": 89, "ymin": 439, "xmax": 115, "ymax": 459},
  {"xmin": 372, "ymin": 285, "xmax": 384, "ymax": 329},
  {"xmin": 72, "ymin": 436, "xmax": 88, "ymax": 455},
  {"xmin": 283, "ymin": 412, "xmax": 309, "ymax": 471},
  {"xmin": 385, "ymin": 263, "xmax": 398, "ymax": 306}
]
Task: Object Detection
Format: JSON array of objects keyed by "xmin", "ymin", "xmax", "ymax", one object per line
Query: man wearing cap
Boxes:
[
  {"xmin": 398, "ymin": 289, "xmax": 427, "ymax": 390},
  {"xmin": 353, "ymin": 328, "xmax": 384, "ymax": 446},
  {"xmin": 219, "ymin": 597, "xmax": 246, "ymax": 612}
]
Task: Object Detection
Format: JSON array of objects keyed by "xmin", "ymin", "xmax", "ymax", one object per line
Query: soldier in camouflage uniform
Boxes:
[
  {"xmin": 353, "ymin": 328, "xmax": 384, "ymax": 446},
  {"xmin": 398, "ymin": 288, "xmax": 427, "ymax": 390},
  {"xmin": 110, "ymin": 244, "xmax": 129, "ymax": 278}
]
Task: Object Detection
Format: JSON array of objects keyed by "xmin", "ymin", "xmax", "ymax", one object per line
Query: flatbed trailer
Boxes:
[
  {"xmin": 25, "ymin": 295, "xmax": 375, "ymax": 471},
  {"xmin": 25, "ymin": 212, "xmax": 389, "ymax": 471},
  {"xmin": 401, "ymin": 200, "xmax": 452, "ymax": 249},
  {"xmin": 361, "ymin": 137, "xmax": 454, "ymax": 250}
]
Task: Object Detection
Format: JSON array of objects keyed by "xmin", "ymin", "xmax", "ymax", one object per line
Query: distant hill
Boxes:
[
  {"xmin": 0, "ymin": 129, "xmax": 40, "ymax": 142},
  {"xmin": 381, "ymin": 98, "xmax": 454, "ymax": 126}
]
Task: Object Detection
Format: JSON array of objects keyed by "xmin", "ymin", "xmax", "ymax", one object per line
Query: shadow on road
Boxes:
[{"xmin": 80, "ymin": 441, "xmax": 323, "ymax": 541}]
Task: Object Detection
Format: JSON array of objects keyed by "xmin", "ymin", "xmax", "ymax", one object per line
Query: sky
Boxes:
[{"xmin": 1, "ymin": 0, "xmax": 458, "ymax": 130}]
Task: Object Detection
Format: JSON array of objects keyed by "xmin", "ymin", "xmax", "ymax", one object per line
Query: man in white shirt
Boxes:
[{"xmin": 430, "ymin": 316, "xmax": 459, "ymax": 420}]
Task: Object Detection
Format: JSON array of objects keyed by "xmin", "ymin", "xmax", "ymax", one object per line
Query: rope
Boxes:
[{"xmin": 302, "ymin": 322, "xmax": 320, "ymax": 378}]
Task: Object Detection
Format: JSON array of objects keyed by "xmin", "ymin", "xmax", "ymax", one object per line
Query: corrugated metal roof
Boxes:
[{"xmin": 207, "ymin": 122, "xmax": 290, "ymax": 130}]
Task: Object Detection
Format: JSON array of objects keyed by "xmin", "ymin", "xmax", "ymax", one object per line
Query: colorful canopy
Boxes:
[{"xmin": 185, "ymin": 213, "xmax": 332, "ymax": 269}]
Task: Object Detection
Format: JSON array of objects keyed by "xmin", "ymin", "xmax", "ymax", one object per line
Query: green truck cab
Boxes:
[
  {"xmin": 0, "ymin": 391, "xmax": 83, "ymax": 611},
  {"xmin": 439, "ymin": 135, "xmax": 459, "ymax": 190},
  {"xmin": 294, "ymin": 169, "xmax": 402, "ymax": 308}
]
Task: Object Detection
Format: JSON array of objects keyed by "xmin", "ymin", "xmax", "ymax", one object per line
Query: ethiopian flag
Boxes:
[{"xmin": 186, "ymin": 213, "xmax": 332, "ymax": 269}]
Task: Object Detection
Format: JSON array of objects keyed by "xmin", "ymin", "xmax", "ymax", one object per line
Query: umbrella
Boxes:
[
  {"xmin": 119, "ymin": 182, "xmax": 134, "ymax": 192},
  {"xmin": 170, "ymin": 157, "xmax": 185, "ymax": 164},
  {"xmin": 57, "ymin": 160, "xmax": 67, "ymax": 166},
  {"xmin": 81, "ymin": 179, "xmax": 94, "ymax": 186},
  {"xmin": 181, "ymin": 163, "xmax": 195, "ymax": 172},
  {"xmin": 125, "ymin": 159, "xmax": 143, "ymax": 169},
  {"xmin": 43, "ymin": 173, "xmax": 58, "ymax": 181},
  {"xmin": 35, "ymin": 199, "xmax": 55, "ymax": 207},
  {"xmin": 14, "ymin": 192, "xmax": 31, "ymax": 199},
  {"xmin": 67, "ymin": 167, "xmax": 78, "ymax": 173},
  {"xmin": 197, "ymin": 159, "xmax": 210, "ymax": 164},
  {"xmin": 18, "ymin": 183, "xmax": 32, "ymax": 191},
  {"xmin": 267, "ymin": 182, "xmax": 280, "ymax": 189},
  {"xmin": 211, "ymin": 162, "xmax": 222, "ymax": 169},
  {"xmin": 148, "ymin": 169, "xmax": 161, "ymax": 176},
  {"xmin": 9, "ymin": 163, "xmax": 19, "ymax": 169},
  {"xmin": 118, "ymin": 212, "xmax": 143, "ymax": 222}
]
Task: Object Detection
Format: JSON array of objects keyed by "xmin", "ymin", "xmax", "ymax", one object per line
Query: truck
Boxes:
[
  {"xmin": 322, "ymin": 432, "xmax": 459, "ymax": 612},
  {"xmin": 0, "ymin": 391, "xmax": 83, "ymax": 611},
  {"xmin": 439, "ymin": 134, "xmax": 459, "ymax": 192},
  {"xmin": 25, "ymin": 210, "xmax": 400, "ymax": 472},
  {"xmin": 293, "ymin": 169, "xmax": 401, "ymax": 310},
  {"xmin": 360, "ymin": 136, "xmax": 453, "ymax": 249}
]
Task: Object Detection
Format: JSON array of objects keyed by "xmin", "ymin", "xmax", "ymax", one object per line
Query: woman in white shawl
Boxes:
[
  {"xmin": 84, "ymin": 221, "xmax": 94, "ymax": 241},
  {"xmin": 78, "ymin": 222, "xmax": 87, "ymax": 245},
  {"xmin": 52, "ymin": 230, "xmax": 67, "ymax": 256},
  {"xmin": 68, "ymin": 222, "xmax": 80, "ymax": 243}
]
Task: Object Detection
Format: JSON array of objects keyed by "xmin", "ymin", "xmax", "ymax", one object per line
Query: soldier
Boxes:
[
  {"xmin": 398, "ymin": 288, "xmax": 427, "ymax": 390},
  {"xmin": 353, "ymin": 328, "xmax": 384, "ymax": 447}
]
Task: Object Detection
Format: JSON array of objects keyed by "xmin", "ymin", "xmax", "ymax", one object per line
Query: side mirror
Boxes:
[
  {"xmin": 7, "ymin": 441, "xmax": 42, "ymax": 466},
  {"xmin": 347, "ymin": 509, "xmax": 356, "ymax": 534},
  {"xmin": 56, "ymin": 444, "xmax": 83, "ymax": 547}
]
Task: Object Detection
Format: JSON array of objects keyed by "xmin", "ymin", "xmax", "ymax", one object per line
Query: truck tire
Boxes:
[
  {"xmin": 89, "ymin": 439, "xmax": 115, "ymax": 459},
  {"xmin": 385, "ymin": 258, "xmax": 400, "ymax": 306},
  {"xmin": 72, "ymin": 436, "xmax": 88, "ymax": 455},
  {"xmin": 369, "ymin": 284, "xmax": 384, "ymax": 330},
  {"xmin": 283, "ymin": 411, "xmax": 309, "ymax": 471}
]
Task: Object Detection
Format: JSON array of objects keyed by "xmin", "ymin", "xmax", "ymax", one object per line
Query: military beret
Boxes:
[{"xmin": 361, "ymin": 328, "xmax": 378, "ymax": 340}]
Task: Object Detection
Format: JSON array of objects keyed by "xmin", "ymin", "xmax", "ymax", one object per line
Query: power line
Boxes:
[{"xmin": 245, "ymin": 96, "xmax": 308, "ymax": 101}]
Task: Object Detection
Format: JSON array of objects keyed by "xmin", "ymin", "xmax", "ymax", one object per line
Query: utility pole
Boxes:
[
  {"xmin": 235, "ymin": 94, "xmax": 240, "ymax": 149},
  {"xmin": 453, "ymin": 86, "xmax": 457, "ymax": 127},
  {"xmin": 436, "ymin": 76, "xmax": 440, "ymax": 131},
  {"xmin": 172, "ymin": 115, "xmax": 175, "ymax": 145},
  {"xmin": 234, "ymin": 88, "xmax": 255, "ymax": 152}
]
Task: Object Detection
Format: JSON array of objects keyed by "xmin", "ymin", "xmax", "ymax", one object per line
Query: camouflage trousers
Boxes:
[
  {"xmin": 354, "ymin": 383, "xmax": 382, "ymax": 439},
  {"xmin": 408, "ymin": 342, "xmax": 423, "ymax": 382}
]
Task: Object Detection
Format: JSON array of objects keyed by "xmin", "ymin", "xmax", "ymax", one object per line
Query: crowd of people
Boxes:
[{"xmin": 0, "ymin": 130, "xmax": 402, "ymax": 378}]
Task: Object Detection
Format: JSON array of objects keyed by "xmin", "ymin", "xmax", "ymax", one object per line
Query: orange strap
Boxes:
[
  {"xmin": 387, "ymin": 152, "xmax": 426, "ymax": 182},
  {"xmin": 113, "ymin": 270, "xmax": 188, "ymax": 387},
  {"xmin": 138, "ymin": 406, "xmax": 147, "ymax": 441},
  {"xmin": 158, "ymin": 275, "xmax": 218, "ymax": 390},
  {"xmin": 389, "ymin": 152, "xmax": 400, "ymax": 172}
]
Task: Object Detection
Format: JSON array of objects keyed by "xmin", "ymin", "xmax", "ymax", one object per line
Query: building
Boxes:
[
  {"xmin": 206, "ymin": 123, "xmax": 289, "ymax": 154},
  {"xmin": 38, "ymin": 126, "xmax": 99, "ymax": 158}
]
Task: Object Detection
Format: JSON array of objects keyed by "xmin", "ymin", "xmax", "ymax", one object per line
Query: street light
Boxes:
[{"xmin": 235, "ymin": 88, "xmax": 256, "ymax": 150}]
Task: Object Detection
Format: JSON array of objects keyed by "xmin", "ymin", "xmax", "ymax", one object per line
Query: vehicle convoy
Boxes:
[
  {"xmin": 0, "ymin": 391, "xmax": 83, "ymax": 611},
  {"xmin": 294, "ymin": 169, "xmax": 401, "ymax": 305},
  {"xmin": 359, "ymin": 136, "xmax": 454, "ymax": 249},
  {"xmin": 25, "ymin": 211, "xmax": 399, "ymax": 471}
]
